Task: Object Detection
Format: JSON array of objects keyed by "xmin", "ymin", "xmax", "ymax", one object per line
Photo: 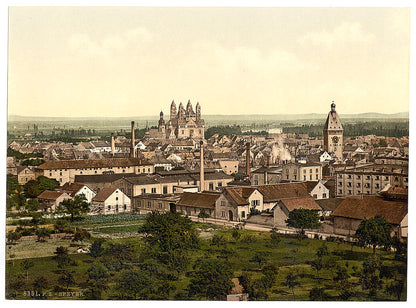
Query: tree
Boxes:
[
  {"xmin": 232, "ymin": 229, "xmax": 241, "ymax": 241},
  {"xmin": 26, "ymin": 198, "xmax": 39, "ymax": 212},
  {"xmin": 283, "ymin": 271, "xmax": 300, "ymax": 300},
  {"xmin": 72, "ymin": 229, "xmax": 91, "ymax": 243},
  {"xmin": 86, "ymin": 262, "xmax": 109, "ymax": 299},
  {"xmin": 7, "ymin": 175, "xmax": 21, "ymax": 195},
  {"xmin": 21, "ymin": 259, "xmax": 34, "ymax": 281},
  {"xmin": 211, "ymin": 234, "xmax": 226, "ymax": 248},
  {"xmin": 250, "ymin": 251, "xmax": 267, "ymax": 269},
  {"xmin": 138, "ymin": 211, "xmax": 199, "ymax": 253},
  {"xmin": 53, "ymin": 246, "xmax": 71, "ymax": 268},
  {"xmin": 286, "ymin": 209, "xmax": 321, "ymax": 233},
  {"xmin": 35, "ymin": 228, "xmax": 52, "ymax": 242},
  {"xmin": 33, "ymin": 276, "xmax": 49, "ymax": 293},
  {"xmin": 310, "ymin": 258, "xmax": 324, "ymax": 280},
  {"xmin": 7, "ymin": 230, "xmax": 21, "ymax": 244},
  {"xmin": 115, "ymin": 270, "xmax": 153, "ymax": 299},
  {"xmin": 198, "ymin": 209, "xmax": 210, "ymax": 222},
  {"xmin": 102, "ymin": 242, "xmax": 138, "ymax": 271},
  {"xmin": 355, "ymin": 216, "xmax": 392, "ymax": 253},
  {"xmin": 57, "ymin": 194, "xmax": 90, "ymax": 221},
  {"xmin": 259, "ymin": 264, "xmax": 278, "ymax": 289},
  {"xmin": 89, "ymin": 239, "xmax": 105, "ymax": 258},
  {"xmin": 188, "ymin": 259, "xmax": 233, "ymax": 300},
  {"xmin": 58, "ymin": 270, "xmax": 75, "ymax": 291},
  {"xmin": 37, "ymin": 176, "xmax": 60, "ymax": 191},
  {"xmin": 54, "ymin": 219, "xmax": 72, "ymax": 234},
  {"xmin": 359, "ymin": 254, "xmax": 383, "ymax": 297}
]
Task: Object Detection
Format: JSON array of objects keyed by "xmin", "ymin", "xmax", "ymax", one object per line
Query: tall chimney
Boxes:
[
  {"xmin": 130, "ymin": 121, "xmax": 135, "ymax": 158},
  {"xmin": 200, "ymin": 141, "xmax": 204, "ymax": 192},
  {"xmin": 246, "ymin": 142, "xmax": 250, "ymax": 177},
  {"xmin": 111, "ymin": 133, "xmax": 115, "ymax": 156}
]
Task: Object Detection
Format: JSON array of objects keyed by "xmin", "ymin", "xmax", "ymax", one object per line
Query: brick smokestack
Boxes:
[
  {"xmin": 130, "ymin": 121, "xmax": 135, "ymax": 158},
  {"xmin": 111, "ymin": 133, "xmax": 115, "ymax": 156},
  {"xmin": 200, "ymin": 141, "xmax": 204, "ymax": 192},
  {"xmin": 246, "ymin": 142, "xmax": 250, "ymax": 177}
]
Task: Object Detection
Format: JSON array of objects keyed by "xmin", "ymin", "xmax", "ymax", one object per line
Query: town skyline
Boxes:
[{"xmin": 8, "ymin": 7, "xmax": 410, "ymax": 117}]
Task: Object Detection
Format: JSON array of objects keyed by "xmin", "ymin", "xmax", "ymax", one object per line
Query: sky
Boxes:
[{"xmin": 7, "ymin": 6, "xmax": 411, "ymax": 117}]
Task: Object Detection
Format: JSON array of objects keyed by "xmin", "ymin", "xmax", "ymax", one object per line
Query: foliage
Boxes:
[
  {"xmin": 309, "ymin": 287, "xmax": 329, "ymax": 301},
  {"xmin": 21, "ymin": 259, "xmax": 34, "ymax": 281},
  {"xmin": 35, "ymin": 228, "xmax": 52, "ymax": 242},
  {"xmin": 7, "ymin": 230, "xmax": 22, "ymax": 244},
  {"xmin": 7, "ymin": 175, "xmax": 21, "ymax": 195},
  {"xmin": 211, "ymin": 234, "xmax": 226, "ymax": 248},
  {"xmin": 57, "ymin": 194, "xmax": 90, "ymax": 221},
  {"xmin": 198, "ymin": 209, "xmax": 210, "ymax": 222},
  {"xmin": 386, "ymin": 279, "xmax": 405, "ymax": 301},
  {"xmin": 54, "ymin": 219, "xmax": 73, "ymax": 234},
  {"xmin": 188, "ymin": 259, "xmax": 233, "ymax": 300},
  {"xmin": 205, "ymin": 125, "xmax": 242, "ymax": 139},
  {"xmin": 102, "ymin": 242, "xmax": 138, "ymax": 271},
  {"xmin": 115, "ymin": 270, "xmax": 153, "ymax": 299},
  {"xmin": 58, "ymin": 270, "xmax": 75, "ymax": 291},
  {"xmin": 7, "ymin": 148, "xmax": 43, "ymax": 159},
  {"xmin": 33, "ymin": 276, "xmax": 49, "ymax": 293},
  {"xmin": 283, "ymin": 271, "xmax": 300, "ymax": 300},
  {"xmin": 23, "ymin": 176, "xmax": 60, "ymax": 198},
  {"xmin": 250, "ymin": 251, "xmax": 268, "ymax": 268},
  {"xmin": 286, "ymin": 209, "xmax": 321, "ymax": 231},
  {"xmin": 355, "ymin": 216, "xmax": 392, "ymax": 253},
  {"xmin": 231, "ymin": 172, "xmax": 246, "ymax": 181},
  {"xmin": 89, "ymin": 239, "xmax": 106, "ymax": 258},
  {"xmin": 85, "ymin": 262, "xmax": 109, "ymax": 299},
  {"xmin": 72, "ymin": 212, "xmax": 145, "ymax": 226},
  {"xmin": 138, "ymin": 211, "xmax": 199, "ymax": 252},
  {"xmin": 21, "ymin": 158, "xmax": 45, "ymax": 166},
  {"xmin": 359, "ymin": 254, "xmax": 383, "ymax": 297},
  {"xmin": 72, "ymin": 229, "xmax": 91, "ymax": 243},
  {"xmin": 7, "ymin": 193, "xmax": 27, "ymax": 212},
  {"xmin": 53, "ymin": 246, "xmax": 71, "ymax": 268},
  {"xmin": 26, "ymin": 198, "xmax": 40, "ymax": 212}
]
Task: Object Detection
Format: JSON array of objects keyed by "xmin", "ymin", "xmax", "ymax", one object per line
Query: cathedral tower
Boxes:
[
  {"xmin": 195, "ymin": 102, "xmax": 201, "ymax": 121},
  {"xmin": 170, "ymin": 100, "xmax": 177, "ymax": 120},
  {"xmin": 323, "ymin": 101, "xmax": 344, "ymax": 161}
]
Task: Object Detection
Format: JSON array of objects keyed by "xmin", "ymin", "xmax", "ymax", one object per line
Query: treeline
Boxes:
[
  {"xmin": 283, "ymin": 121, "xmax": 409, "ymax": 138},
  {"xmin": 205, "ymin": 125, "xmax": 267, "ymax": 139}
]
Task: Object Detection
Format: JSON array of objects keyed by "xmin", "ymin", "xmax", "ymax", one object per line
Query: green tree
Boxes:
[
  {"xmin": 23, "ymin": 176, "xmax": 60, "ymax": 198},
  {"xmin": 310, "ymin": 258, "xmax": 324, "ymax": 280},
  {"xmin": 285, "ymin": 209, "xmax": 321, "ymax": 234},
  {"xmin": 26, "ymin": 198, "xmax": 39, "ymax": 212},
  {"xmin": 138, "ymin": 211, "xmax": 199, "ymax": 252},
  {"xmin": 23, "ymin": 180, "xmax": 41, "ymax": 198},
  {"xmin": 232, "ymin": 229, "xmax": 241, "ymax": 241},
  {"xmin": 359, "ymin": 254, "xmax": 383, "ymax": 297},
  {"xmin": 89, "ymin": 239, "xmax": 106, "ymax": 258},
  {"xmin": 54, "ymin": 219, "xmax": 72, "ymax": 234},
  {"xmin": 211, "ymin": 234, "xmax": 226, "ymax": 248},
  {"xmin": 7, "ymin": 230, "xmax": 21, "ymax": 244},
  {"xmin": 21, "ymin": 259, "xmax": 34, "ymax": 281},
  {"xmin": 188, "ymin": 259, "xmax": 233, "ymax": 300},
  {"xmin": 58, "ymin": 270, "xmax": 75, "ymax": 291},
  {"xmin": 53, "ymin": 246, "xmax": 71, "ymax": 268},
  {"xmin": 35, "ymin": 228, "xmax": 52, "ymax": 242},
  {"xmin": 115, "ymin": 270, "xmax": 153, "ymax": 299},
  {"xmin": 250, "ymin": 251, "xmax": 267, "ymax": 269},
  {"xmin": 7, "ymin": 175, "xmax": 21, "ymax": 195},
  {"xmin": 33, "ymin": 276, "xmax": 49, "ymax": 293},
  {"xmin": 283, "ymin": 271, "xmax": 300, "ymax": 300},
  {"xmin": 386, "ymin": 279, "xmax": 405, "ymax": 301},
  {"xmin": 57, "ymin": 194, "xmax": 90, "ymax": 221},
  {"xmin": 259, "ymin": 264, "xmax": 278, "ymax": 289},
  {"xmin": 72, "ymin": 229, "xmax": 91, "ymax": 243},
  {"xmin": 85, "ymin": 262, "xmax": 109, "ymax": 299},
  {"xmin": 102, "ymin": 242, "xmax": 138, "ymax": 271},
  {"xmin": 198, "ymin": 209, "xmax": 210, "ymax": 222},
  {"xmin": 355, "ymin": 216, "xmax": 392, "ymax": 253}
]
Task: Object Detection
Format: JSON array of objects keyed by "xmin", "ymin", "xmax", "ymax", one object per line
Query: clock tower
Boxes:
[{"xmin": 323, "ymin": 101, "xmax": 343, "ymax": 161}]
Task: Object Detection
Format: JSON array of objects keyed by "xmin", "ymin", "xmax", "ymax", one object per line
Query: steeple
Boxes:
[
  {"xmin": 170, "ymin": 100, "xmax": 177, "ymax": 120},
  {"xmin": 186, "ymin": 99, "xmax": 194, "ymax": 117},
  {"xmin": 323, "ymin": 101, "xmax": 343, "ymax": 161},
  {"xmin": 196, "ymin": 102, "xmax": 201, "ymax": 120},
  {"xmin": 178, "ymin": 102, "xmax": 185, "ymax": 120}
]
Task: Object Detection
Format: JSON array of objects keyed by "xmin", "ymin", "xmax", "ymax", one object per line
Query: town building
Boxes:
[
  {"xmin": 60, "ymin": 182, "xmax": 96, "ymax": 203},
  {"xmin": 90, "ymin": 187, "xmax": 131, "ymax": 215},
  {"xmin": 35, "ymin": 158, "xmax": 154, "ymax": 185},
  {"xmin": 37, "ymin": 190, "xmax": 72, "ymax": 211},
  {"xmin": 281, "ymin": 162, "xmax": 322, "ymax": 182},
  {"xmin": 17, "ymin": 166, "xmax": 36, "ymax": 185},
  {"xmin": 148, "ymin": 100, "xmax": 205, "ymax": 140},
  {"xmin": 323, "ymin": 102, "xmax": 344, "ymax": 161},
  {"xmin": 272, "ymin": 196, "xmax": 322, "ymax": 227}
]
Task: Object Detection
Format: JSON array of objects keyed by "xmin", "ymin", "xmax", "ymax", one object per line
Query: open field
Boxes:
[{"xmin": 5, "ymin": 224, "xmax": 407, "ymax": 301}]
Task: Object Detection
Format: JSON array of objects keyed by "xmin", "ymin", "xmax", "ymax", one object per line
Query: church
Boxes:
[
  {"xmin": 148, "ymin": 100, "xmax": 205, "ymax": 140},
  {"xmin": 323, "ymin": 101, "xmax": 344, "ymax": 161}
]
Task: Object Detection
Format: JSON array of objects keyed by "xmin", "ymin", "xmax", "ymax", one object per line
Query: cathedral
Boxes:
[
  {"xmin": 148, "ymin": 100, "xmax": 205, "ymax": 140},
  {"xmin": 323, "ymin": 101, "xmax": 344, "ymax": 161}
]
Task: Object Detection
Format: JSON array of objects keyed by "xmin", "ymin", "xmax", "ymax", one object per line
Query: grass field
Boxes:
[{"xmin": 5, "ymin": 224, "xmax": 407, "ymax": 301}]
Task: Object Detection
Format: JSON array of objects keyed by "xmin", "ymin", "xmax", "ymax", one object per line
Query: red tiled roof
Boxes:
[
  {"xmin": 332, "ymin": 197, "xmax": 407, "ymax": 225},
  {"xmin": 36, "ymin": 158, "xmax": 152, "ymax": 170},
  {"xmin": 177, "ymin": 192, "xmax": 219, "ymax": 209},
  {"xmin": 280, "ymin": 197, "xmax": 322, "ymax": 211},
  {"xmin": 255, "ymin": 183, "xmax": 309, "ymax": 203},
  {"xmin": 37, "ymin": 190, "xmax": 69, "ymax": 200},
  {"xmin": 92, "ymin": 187, "xmax": 117, "ymax": 202},
  {"xmin": 224, "ymin": 187, "xmax": 256, "ymax": 206}
]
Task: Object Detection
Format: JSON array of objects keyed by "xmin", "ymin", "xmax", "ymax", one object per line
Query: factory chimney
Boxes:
[
  {"xmin": 200, "ymin": 141, "xmax": 204, "ymax": 192},
  {"xmin": 130, "ymin": 121, "xmax": 135, "ymax": 158},
  {"xmin": 111, "ymin": 133, "xmax": 115, "ymax": 156},
  {"xmin": 246, "ymin": 142, "xmax": 251, "ymax": 177}
]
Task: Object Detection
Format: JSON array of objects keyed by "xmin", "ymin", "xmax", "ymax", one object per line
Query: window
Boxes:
[
  {"xmin": 251, "ymin": 200, "xmax": 260, "ymax": 206},
  {"xmin": 375, "ymin": 184, "xmax": 380, "ymax": 189},
  {"xmin": 357, "ymin": 175, "xmax": 361, "ymax": 180},
  {"xmin": 115, "ymin": 204, "xmax": 119, "ymax": 212},
  {"xmin": 116, "ymin": 197, "xmax": 119, "ymax": 201},
  {"xmin": 138, "ymin": 201, "xmax": 141, "ymax": 207},
  {"xmin": 60, "ymin": 172, "xmax": 62, "ymax": 176},
  {"xmin": 303, "ymin": 169, "xmax": 306, "ymax": 174},
  {"xmin": 141, "ymin": 188, "xmax": 146, "ymax": 194},
  {"xmin": 366, "ymin": 175, "xmax": 370, "ymax": 180},
  {"xmin": 303, "ymin": 176, "xmax": 306, "ymax": 181},
  {"xmin": 218, "ymin": 182, "xmax": 222, "ymax": 187},
  {"xmin": 241, "ymin": 211, "xmax": 246, "ymax": 218},
  {"xmin": 366, "ymin": 191, "xmax": 370, "ymax": 194},
  {"xmin": 322, "ymin": 193, "xmax": 327, "ymax": 198},
  {"xmin": 147, "ymin": 202, "xmax": 151, "ymax": 208},
  {"xmin": 348, "ymin": 190, "xmax": 352, "ymax": 195},
  {"xmin": 158, "ymin": 203, "xmax": 162, "ymax": 209},
  {"xmin": 124, "ymin": 204, "xmax": 127, "ymax": 210},
  {"xmin": 338, "ymin": 174, "xmax": 342, "ymax": 179},
  {"xmin": 221, "ymin": 211, "xmax": 225, "ymax": 217},
  {"xmin": 221, "ymin": 201, "xmax": 226, "ymax": 206},
  {"xmin": 209, "ymin": 183, "xmax": 214, "ymax": 190},
  {"xmin": 309, "ymin": 169, "xmax": 312, "ymax": 173},
  {"xmin": 316, "ymin": 168, "xmax": 318, "ymax": 173},
  {"xmin": 49, "ymin": 173, "xmax": 52, "ymax": 176},
  {"xmin": 356, "ymin": 183, "xmax": 361, "ymax": 188},
  {"xmin": 151, "ymin": 188, "xmax": 156, "ymax": 193},
  {"xmin": 294, "ymin": 175, "xmax": 297, "ymax": 180},
  {"xmin": 313, "ymin": 194, "xmax": 317, "ymax": 198},
  {"xmin": 254, "ymin": 180, "xmax": 258, "ymax": 185},
  {"xmin": 338, "ymin": 189, "xmax": 342, "ymax": 194},
  {"xmin": 357, "ymin": 191, "xmax": 361, "ymax": 195},
  {"xmin": 339, "ymin": 182, "xmax": 342, "ymax": 186},
  {"xmin": 385, "ymin": 176, "xmax": 389, "ymax": 181},
  {"xmin": 316, "ymin": 174, "xmax": 318, "ymax": 180},
  {"xmin": 347, "ymin": 182, "xmax": 352, "ymax": 187},
  {"xmin": 108, "ymin": 205, "xmax": 111, "ymax": 210},
  {"xmin": 163, "ymin": 186, "xmax": 168, "ymax": 194},
  {"xmin": 375, "ymin": 176, "xmax": 380, "ymax": 180},
  {"xmin": 347, "ymin": 175, "xmax": 352, "ymax": 179},
  {"xmin": 309, "ymin": 175, "xmax": 312, "ymax": 180}
]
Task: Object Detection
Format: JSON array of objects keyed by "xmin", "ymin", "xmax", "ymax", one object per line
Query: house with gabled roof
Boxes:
[
  {"xmin": 60, "ymin": 182, "xmax": 96, "ymax": 203},
  {"xmin": 176, "ymin": 191, "xmax": 220, "ymax": 218},
  {"xmin": 272, "ymin": 196, "xmax": 322, "ymax": 227},
  {"xmin": 90, "ymin": 187, "xmax": 131, "ymax": 215},
  {"xmin": 37, "ymin": 190, "xmax": 72, "ymax": 212},
  {"xmin": 331, "ymin": 197, "xmax": 408, "ymax": 239}
]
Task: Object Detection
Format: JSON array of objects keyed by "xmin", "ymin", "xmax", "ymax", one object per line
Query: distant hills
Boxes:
[{"xmin": 8, "ymin": 112, "xmax": 409, "ymax": 122}]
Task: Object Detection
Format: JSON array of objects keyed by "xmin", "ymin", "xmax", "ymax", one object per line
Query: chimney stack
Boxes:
[
  {"xmin": 111, "ymin": 133, "xmax": 115, "ymax": 156},
  {"xmin": 200, "ymin": 141, "xmax": 204, "ymax": 192},
  {"xmin": 246, "ymin": 142, "xmax": 251, "ymax": 177},
  {"xmin": 130, "ymin": 121, "xmax": 135, "ymax": 158}
]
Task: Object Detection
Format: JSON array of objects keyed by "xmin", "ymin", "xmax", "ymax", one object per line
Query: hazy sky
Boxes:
[{"xmin": 8, "ymin": 7, "xmax": 410, "ymax": 117}]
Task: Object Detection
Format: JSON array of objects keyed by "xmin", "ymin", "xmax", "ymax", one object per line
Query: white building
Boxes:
[{"xmin": 90, "ymin": 187, "xmax": 131, "ymax": 215}]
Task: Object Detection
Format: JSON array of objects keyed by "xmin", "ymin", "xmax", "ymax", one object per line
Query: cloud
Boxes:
[{"xmin": 298, "ymin": 22, "xmax": 375, "ymax": 49}]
